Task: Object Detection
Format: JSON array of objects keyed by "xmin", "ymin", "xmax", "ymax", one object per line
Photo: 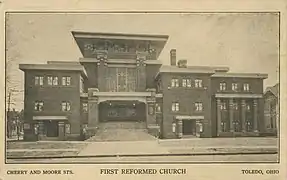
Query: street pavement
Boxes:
[
  {"xmin": 6, "ymin": 137, "xmax": 278, "ymax": 163},
  {"xmin": 7, "ymin": 154, "xmax": 278, "ymax": 163}
]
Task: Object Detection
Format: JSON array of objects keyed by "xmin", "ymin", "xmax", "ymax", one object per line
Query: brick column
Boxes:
[
  {"xmin": 229, "ymin": 99, "xmax": 234, "ymax": 132},
  {"xmin": 38, "ymin": 121, "xmax": 45, "ymax": 140},
  {"xmin": 136, "ymin": 52, "xmax": 147, "ymax": 91},
  {"xmin": 146, "ymin": 90, "xmax": 156, "ymax": 129},
  {"xmin": 96, "ymin": 50, "xmax": 108, "ymax": 91},
  {"xmin": 253, "ymin": 99, "xmax": 258, "ymax": 132},
  {"xmin": 177, "ymin": 119, "xmax": 183, "ymax": 138},
  {"xmin": 241, "ymin": 99, "xmax": 246, "ymax": 132},
  {"xmin": 58, "ymin": 121, "xmax": 65, "ymax": 140},
  {"xmin": 217, "ymin": 99, "xmax": 222, "ymax": 136}
]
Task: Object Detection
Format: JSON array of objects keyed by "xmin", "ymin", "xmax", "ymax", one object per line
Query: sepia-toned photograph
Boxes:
[{"xmin": 5, "ymin": 12, "xmax": 279, "ymax": 164}]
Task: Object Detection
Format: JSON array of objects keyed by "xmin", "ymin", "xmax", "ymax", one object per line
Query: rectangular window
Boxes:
[
  {"xmin": 61, "ymin": 102, "xmax": 71, "ymax": 112},
  {"xmin": 195, "ymin": 79, "xmax": 202, "ymax": 88},
  {"xmin": 34, "ymin": 101, "xmax": 44, "ymax": 111},
  {"xmin": 65, "ymin": 124, "xmax": 71, "ymax": 134},
  {"xmin": 233, "ymin": 102, "xmax": 238, "ymax": 110},
  {"xmin": 62, "ymin": 76, "xmax": 71, "ymax": 86},
  {"xmin": 219, "ymin": 82, "xmax": 226, "ymax": 91},
  {"xmin": 232, "ymin": 83, "xmax": 238, "ymax": 91},
  {"xmin": 182, "ymin": 79, "xmax": 187, "ymax": 87},
  {"xmin": 221, "ymin": 122, "xmax": 227, "ymax": 132},
  {"xmin": 246, "ymin": 104, "xmax": 251, "ymax": 111},
  {"xmin": 172, "ymin": 102, "xmax": 179, "ymax": 112},
  {"xmin": 187, "ymin": 79, "xmax": 192, "ymax": 87},
  {"xmin": 155, "ymin": 103, "xmax": 161, "ymax": 113},
  {"xmin": 82, "ymin": 103, "xmax": 88, "ymax": 112},
  {"xmin": 220, "ymin": 102, "xmax": 227, "ymax": 110},
  {"xmin": 35, "ymin": 76, "xmax": 44, "ymax": 86},
  {"xmin": 243, "ymin": 83, "xmax": 250, "ymax": 91},
  {"xmin": 171, "ymin": 79, "xmax": 179, "ymax": 87},
  {"xmin": 195, "ymin": 102, "xmax": 203, "ymax": 111},
  {"xmin": 48, "ymin": 76, "xmax": 58, "ymax": 86}
]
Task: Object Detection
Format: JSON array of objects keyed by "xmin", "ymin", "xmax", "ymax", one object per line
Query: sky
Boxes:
[{"xmin": 6, "ymin": 13, "xmax": 279, "ymax": 110}]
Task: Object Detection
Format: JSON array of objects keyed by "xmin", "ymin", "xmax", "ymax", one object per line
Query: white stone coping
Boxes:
[
  {"xmin": 33, "ymin": 116, "xmax": 68, "ymax": 120},
  {"xmin": 175, "ymin": 115, "xmax": 204, "ymax": 120},
  {"xmin": 215, "ymin": 93, "xmax": 263, "ymax": 98},
  {"xmin": 92, "ymin": 92, "xmax": 152, "ymax": 97},
  {"xmin": 212, "ymin": 73, "xmax": 268, "ymax": 78}
]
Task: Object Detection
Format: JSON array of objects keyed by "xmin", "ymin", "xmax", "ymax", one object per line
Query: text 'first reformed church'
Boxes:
[{"xmin": 19, "ymin": 31, "xmax": 268, "ymax": 141}]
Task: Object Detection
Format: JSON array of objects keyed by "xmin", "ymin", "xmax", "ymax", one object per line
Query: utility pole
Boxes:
[{"xmin": 7, "ymin": 91, "xmax": 12, "ymax": 138}]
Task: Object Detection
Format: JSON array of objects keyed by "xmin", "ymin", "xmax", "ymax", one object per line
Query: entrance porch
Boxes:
[{"xmin": 175, "ymin": 115, "xmax": 204, "ymax": 138}]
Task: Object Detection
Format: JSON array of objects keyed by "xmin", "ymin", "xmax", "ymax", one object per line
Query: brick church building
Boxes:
[{"xmin": 19, "ymin": 31, "xmax": 268, "ymax": 141}]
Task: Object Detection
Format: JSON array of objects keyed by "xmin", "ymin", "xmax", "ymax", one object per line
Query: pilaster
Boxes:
[
  {"xmin": 253, "ymin": 99, "xmax": 258, "ymax": 132},
  {"xmin": 58, "ymin": 121, "xmax": 65, "ymax": 140},
  {"xmin": 241, "ymin": 99, "xmax": 246, "ymax": 132},
  {"xmin": 136, "ymin": 51, "xmax": 147, "ymax": 91},
  {"xmin": 229, "ymin": 99, "xmax": 234, "ymax": 132},
  {"xmin": 177, "ymin": 120, "xmax": 183, "ymax": 138},
  {"xmin": 216, "ymin": 99, "xmax": 222, "ymax": 135}
]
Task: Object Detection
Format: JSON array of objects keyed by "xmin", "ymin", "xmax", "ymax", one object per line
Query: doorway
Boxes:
[
  {"xmin": 44, "ymin": 121, "xmax": 59, "ymax": 137},
  {"xmin": 182, "ymin": 120, "xmax": 196, "ymax": 135}
]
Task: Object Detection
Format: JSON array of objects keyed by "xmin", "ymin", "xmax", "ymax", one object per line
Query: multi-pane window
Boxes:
[
  {"xmin": 246, "ymin": 104, "xmax": 251, "ymax": 111},
  {"xmin": 182, "ymin": 79, "xmax": 192, "ymax": 87},
  {"xmin": 195, "ymin": 79, "xmax": 202, "ymax": 88},
  {"xmin": 232, "ymin": 83, "xmax": 238, "ymax": 91},
  {"xmin": 34, "ymin": 101, "xmax": 44, "ymax": 111},
  {"xmin": 80, "ymin": 77, "xmax": 84, "ymax": 93},
  {"xmin": 219, "ymin": 82, "xmax": 226, "ymax": 91},
  {"xmin": 48, "ymin": 76, "xmax": 58, "ymax": 86},
  {"xmin": 195, "ymin": 102, "xmax": 203, "ymax": 111},
  {"xmin": 221, "ymin": 122, "xmax": 227, "ymax": 132},
  {"xmin": 35, "ymin": 76, "xmax": 44, "ymax": 86},
  {"xmin": 155, "ymin": 103, "xmax": 161, "ymax": 113},
  {"xmin": 234, "ymin": 121, "xmax": 240, "ymax": 132},
  {"xmin": 61, "ymin": 102, "xmax": 71, "ymax": 111},
  {"xmin": 82, "ymin": 103, "xmax": 88, "ymax": 112},
  {"xmin": 187, "ymin": 79, "xmax": 192, "ymax": 87},
  {"xmin": 233, "ymin": 102, "xmax": 238, "ymax": 110},
  {"xmin": 243, "ymin": 83, "xmax": 250, "ymax": 91},
  {"xmin": 171, "ymin": 79, "xmax": 179, "ymax": 87},
  {"xmin": 220, "ymin": 102, "xmax": 227, "ymax": 110},
  {"xmin": 62, "ymin": 76, "xmax": 71, "ymax": 86},
  {"xmin": 171, "ymin": 102, "xmax": 180, "ymax": 112},
  {"xmin": 182, "ymin": 79, "xmax": 187, "ymax": 87}
]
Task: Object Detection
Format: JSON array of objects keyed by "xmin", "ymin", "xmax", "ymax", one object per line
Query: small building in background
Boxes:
[{"xmin": 263, "ymin": 83, "xmax": 279, "ymax": 136}]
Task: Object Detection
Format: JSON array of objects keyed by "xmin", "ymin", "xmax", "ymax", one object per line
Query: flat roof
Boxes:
[
  {"xmin": 19, "ymin": 63, "xmax": 88, "ymax": 78},
  {"xmin": 211, "ymin": 72, "xmax": 268, "ymax": 79}
]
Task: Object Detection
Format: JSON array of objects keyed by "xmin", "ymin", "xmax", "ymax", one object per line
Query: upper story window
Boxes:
[
  {"xmin": 232, "ymin": 83, "xmax": 238, "ymax": 91},
  {"xmin": 62, "ymin": 76, "xmax": 71, "ymax": 86},
  {"xmin": 220, "ymin": 102, "xmax": 227, "ymax": 110},
  {"xmin": 155, "ymin": 103, "xmax": 161, "ymax": 113},
  {"xmin": 243, "ymin": 83, "xmax": 250, "ymax": 91},
  {"xmin": 157, "ymin": 81, "xmax": 162, "ymax": 92},
  {"xmin": 195, "ymin": 102, "xmax": 203, "ymax": 111},
  {"xmin": 61, "ymin": 101, "xmax": 71, "ymax": 112},
  {"xmin": 182, "ymin": 79, "xmax": 192, "ymax": 88},
  {"xmin": 233, "ymin": 102, "xmax": 239, "ymax": 110},
  {"xmin": 219, "ymin": 82, "xmax": 226, "ymax": 91},
  {"xmin": 82, "ymin": 103, "xmax": 88, "ymax": 112},
  {"xmin": 171, "ymin": 102, "xmax": 180, "ymax": 112},
  {"xmin": 182, "ymin": 79, "xmax": 187, "ymax": 87},
  {"xmin": 80, "ymin": 77, "xmax": 84, "ymax": 93},
  {"xmin": 48, "ymin": 76, "xmax": 58, "ymax": 86},
  {"xmin": 35, "ymin": 76, "xmax": 44, "ymax": 86},
  {"xmin": 171, "ymin": 78, "xmax": 179, "ymax": 88},
  {"xmin": 195, "ymin": 79, "xmax": 202, "ymax": 88},
  {"xmin": 246, "ymin": 104, "xmax": 251, "ymax": 111},
  {"xmin": 34, "ymin": 101, "xmax": 44, "ymax": 111}
]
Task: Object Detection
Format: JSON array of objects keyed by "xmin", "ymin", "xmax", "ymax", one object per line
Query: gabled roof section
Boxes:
[{"xmin": 264, "ymin": 83, "xmax": 279, "ymax": 98}]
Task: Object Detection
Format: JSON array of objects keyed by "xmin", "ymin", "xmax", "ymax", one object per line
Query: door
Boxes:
[
  {"xmin": 182, "ymin": 120, "xmax": 196, "ymax": 135},
  {"xmin": 45, "ymin": 121, "xmax": 59, "ymax": 137}
]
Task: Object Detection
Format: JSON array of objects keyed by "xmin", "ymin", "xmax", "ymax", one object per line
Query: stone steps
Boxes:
[{"xmin": 86, "ymin": 122, "xmax": 155, "ymax": 142}]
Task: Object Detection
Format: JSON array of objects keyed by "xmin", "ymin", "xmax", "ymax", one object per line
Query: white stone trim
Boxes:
[
  {"xmin": 175, "ymin": 115, "xmax": 204, "ymax": 120},
  {"xmin": 215, "ymin": 93, "xmax": 263, "ymax": 98},
  {"xmin": 33, "ymin": 116, "xmax": 68, "ymax": 120}
]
